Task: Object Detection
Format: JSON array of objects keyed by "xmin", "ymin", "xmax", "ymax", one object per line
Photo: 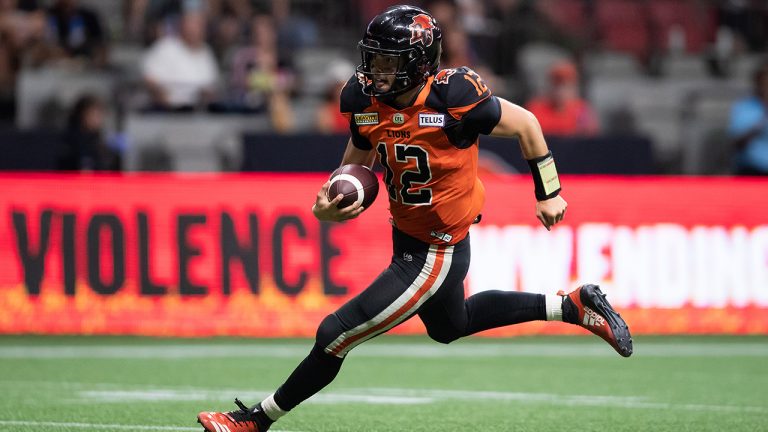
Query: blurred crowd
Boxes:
[{"xmin": 0, "ymin": 0, "xmax": 767, "ymax": 174}]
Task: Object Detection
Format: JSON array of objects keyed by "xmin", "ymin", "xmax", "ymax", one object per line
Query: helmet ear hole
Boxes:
[{"xmin": 418, "ymin": 57, "xmax": 430, "ymax": 75}]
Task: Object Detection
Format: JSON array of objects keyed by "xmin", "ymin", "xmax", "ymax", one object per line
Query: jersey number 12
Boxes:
[{"xmin": 376, "ymin": 142, "xmax": 433, "ymax": 205}]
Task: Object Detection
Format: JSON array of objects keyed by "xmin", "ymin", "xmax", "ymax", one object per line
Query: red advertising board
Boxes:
[{"xmin": 0, "ymin": 173, "xmax": 766, "ymax": 336}]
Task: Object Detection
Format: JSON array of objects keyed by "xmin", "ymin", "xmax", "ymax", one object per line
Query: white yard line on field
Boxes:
[
  {"xmin": 354, "ymin": 388, "xmax": 768, "ymax": 414},
  {"xmin": 1, "ymin": 342, "xmax": 767, "ymax": 359},
  {"xmin": 0, "ymin": 420, "xmax": 199, "ymax": 431},
  {"xmin": 76, "ymin": 389, "xmax": 432, "ymax": 405},
  {"xmin": 1, "ymin": 380, "xmax": 764, "ymax": 420},
  {"xmin": 0, "ymin": 420, "xmax": 301, "ymax": 432},
  {"xmin": 64, "ymin": 386, "xmax": 767, "ymax": 414}
]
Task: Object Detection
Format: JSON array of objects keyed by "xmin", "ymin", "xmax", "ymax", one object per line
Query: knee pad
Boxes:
[
  {"xmin": 426, "ymin": 326, "xmax": 461, "ymax": 345},
  {"xmin": 315, "ymin": 313, "xmax": 345, "ymax": 350}
]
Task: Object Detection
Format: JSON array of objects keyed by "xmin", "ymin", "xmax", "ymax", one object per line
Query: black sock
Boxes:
[
  {"xmin": 464, "ymin": 291, "xmax": 546, "ymax": 334},
  {"xmin": 273, "ymin": 343, "xmax": 344, "ymax": 412}
]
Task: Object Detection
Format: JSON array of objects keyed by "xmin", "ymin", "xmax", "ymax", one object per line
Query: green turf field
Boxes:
[{"xmin": 0, "ymin": 336, "xmax": 766, "ymax": 432}]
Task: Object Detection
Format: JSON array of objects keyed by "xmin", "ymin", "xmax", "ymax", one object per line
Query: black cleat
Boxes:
[
  {"xmin": 559, "ymin": 284, "xmax": 633, "ymax": 357},
  {"xmin": 197, "ymin": 399, "xmax": 271, "ymax": 432}
]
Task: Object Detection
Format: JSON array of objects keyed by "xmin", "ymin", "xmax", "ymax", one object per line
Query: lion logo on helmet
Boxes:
[{"xmin": 409, "ymin": 13, "xmax": 435, "ymax": 47}]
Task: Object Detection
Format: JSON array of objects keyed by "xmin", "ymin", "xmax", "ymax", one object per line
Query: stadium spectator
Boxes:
[
  {"xmin": 315, "ymin": 60, "xmax": 354, "ymax": 135},
  {"xmin": 525, "ymin": 60, "xmax": 599, "ymax": 137},
  {"xmin": 141, "ymin": 9, "xmax": 220, "ymax": 111},
  {"xmin": 729, "ymin": 60, "xmax": 768, "ymax": 176},
  {"xmin": 484, "ymin": 0, "xmax": 584, "ymax": 78},
  {"xmin": 272, "ymin": 0, "xmax": 317, "ymax": 70},
  {"xmin": 426, "ymin": 0, "xmax": 477, "ymax": 69},
  {"xmin": 224, "ymin": 13, "xmax": 294, "ymax": 132},
  {"xmin": 123, "ymin": 0, "xmax": 182, "ymax": 44},
  {"xmin": 0, "ymin": 0, "xmax": 45, "ymax": 122},
  {"xmin": 59, "ymin": 94, "xmax": 120, "ymax": 171},
  {"xmin": 228, "ymin": 14, "xmax": 275, "ymax": 111},
  {"xmin": 44, "ymin": 0, "xmax": 108, "ymax": 67},
  {"xmin": 207, "ymin": 0, "xmax": 253, "ymax": 61},
  {"xmin": 716, "ymin": 0, "xmax": 768, "ymax": 53},
  {"xmin": 425, "ymin": 0, "xmax": 506, "ymax": 97},
  {"xmin": 0, "ymin": 0, "xmax": 44, "ymax": 48}
]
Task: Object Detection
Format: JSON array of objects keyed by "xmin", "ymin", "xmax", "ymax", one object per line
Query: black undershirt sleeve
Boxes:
[
  {"xmin": 463, "ymin": 95, "xmax": 502, "ymax": 137},
  {"xmin": 444, "ymin": 96, "xmax": 502, "ymax": 148},
  {"xmin": 349, "ymin": 122, "xmax": 373, "ymax": 150}
]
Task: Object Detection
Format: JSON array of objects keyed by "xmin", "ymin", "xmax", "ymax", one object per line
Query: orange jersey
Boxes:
[{"xmin": 340, "ymin": 67, "xmax": 501, "ymax": 244}]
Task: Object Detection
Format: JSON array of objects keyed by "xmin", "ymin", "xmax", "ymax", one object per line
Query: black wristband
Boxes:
[{"xmin": 527, "ymin": 151, "xmax": 562, "ymax": 201}]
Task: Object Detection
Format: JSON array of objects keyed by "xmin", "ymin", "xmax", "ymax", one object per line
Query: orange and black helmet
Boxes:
[{"xmin": 357, "ymin": 5, "xmax": 442, "ymax": 97}]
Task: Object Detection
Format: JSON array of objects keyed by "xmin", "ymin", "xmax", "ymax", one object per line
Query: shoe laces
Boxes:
[{"xmin": 226, "ymin": 398, "xmax": 258, "ymax": 424}]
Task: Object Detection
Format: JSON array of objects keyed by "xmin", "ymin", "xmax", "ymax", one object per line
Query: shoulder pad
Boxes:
[
  {"xmin": 431, "ymin": 67, "xmax": 492, "ymax": 112},
  {"xmin": 340, "ymin": 74, "xmax": 372, "ymax": 114}
]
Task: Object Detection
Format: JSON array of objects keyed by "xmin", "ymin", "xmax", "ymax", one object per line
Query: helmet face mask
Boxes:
[
  {"xmin": 357, "ymin": 42, "xmax": 424, "ymax": 97},
  {"xmin": 356, "ymin": 5, "xmax": 442, "ymax": 98}
]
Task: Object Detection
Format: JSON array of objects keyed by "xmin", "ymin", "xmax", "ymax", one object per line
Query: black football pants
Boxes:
[{"xmin": 273, "ymin": 227, "xmax": 546, "ymax": 411}]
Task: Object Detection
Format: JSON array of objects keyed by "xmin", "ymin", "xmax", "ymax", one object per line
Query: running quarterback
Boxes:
[{"xmin": 198, "ymin": 5, "xmax": 632, "ymax": 432}]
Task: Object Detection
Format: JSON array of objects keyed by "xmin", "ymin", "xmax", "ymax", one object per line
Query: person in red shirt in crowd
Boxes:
[{"xmin": 525, "ymin": 60, "xmax": 599, "ymax": 136}]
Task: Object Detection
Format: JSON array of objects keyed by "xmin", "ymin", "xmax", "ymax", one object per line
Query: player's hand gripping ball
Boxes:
[{"xmin": 327, "ymin": 164, "xmax": 379, "ymax": 210}]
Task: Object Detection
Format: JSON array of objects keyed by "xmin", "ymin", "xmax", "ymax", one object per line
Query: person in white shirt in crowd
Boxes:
[{"xmin": 141, "ymin": 9, "xmax": 219, "ymax": 111}]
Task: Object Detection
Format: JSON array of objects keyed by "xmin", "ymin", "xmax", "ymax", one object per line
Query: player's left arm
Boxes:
[{"xmin": 489, "ymin": 97, "xmax": 567, "ymax": 231}]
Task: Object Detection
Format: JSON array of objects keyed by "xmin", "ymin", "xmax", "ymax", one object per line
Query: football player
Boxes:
[{"xmin": 197, "ymin": 5, "xmax": 632, "ymax": 432}]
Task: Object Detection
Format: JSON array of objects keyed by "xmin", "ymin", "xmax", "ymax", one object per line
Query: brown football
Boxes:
[{"xmin": 327, "ymin": 164, "xmax": 379, "ymax": 209}]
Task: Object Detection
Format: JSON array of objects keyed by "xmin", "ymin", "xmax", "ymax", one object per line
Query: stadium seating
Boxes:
[
  {"xmin": 680, "ymin": 84, "xmax": 750, "ymax": 174},
  {"xmin": 538, "ymin": 0, "xmax": 590, "ymax": 40},
  {"xmin": 595, "ymin": 0, "xmax": 651, "ymax": 60},
  {"xmin": 0, "ymin": 0, "xmax": 762, "ymax": 176},
  {"xmin": 518, "ymin": 42, "xmax": 571, "ymax": 96},
  {"xmin": 123, "ymin": 113, "xmax": 266, "ymax": 172},
  {"xmin": 15, "ymin": 68, "xmax": 115, "ymax": 129},
  {"xmin": 648, "ymin": 0, "xmax": 713, "ymax": 55}
]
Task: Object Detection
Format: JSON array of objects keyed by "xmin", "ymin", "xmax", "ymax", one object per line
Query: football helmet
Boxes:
[{"xmin": 357, "ymin": 5, "xmax": 442, "ymax": 97}]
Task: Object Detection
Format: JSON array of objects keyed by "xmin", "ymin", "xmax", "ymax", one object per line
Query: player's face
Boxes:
[{"xmin": 370, "ymin": 54, "xmax": 399, "ymax": 92}]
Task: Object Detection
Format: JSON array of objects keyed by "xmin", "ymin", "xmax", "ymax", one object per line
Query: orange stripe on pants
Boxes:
[{"xmin": 330, "ymin": 246, "xmax": 447, "ymax": 356}]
